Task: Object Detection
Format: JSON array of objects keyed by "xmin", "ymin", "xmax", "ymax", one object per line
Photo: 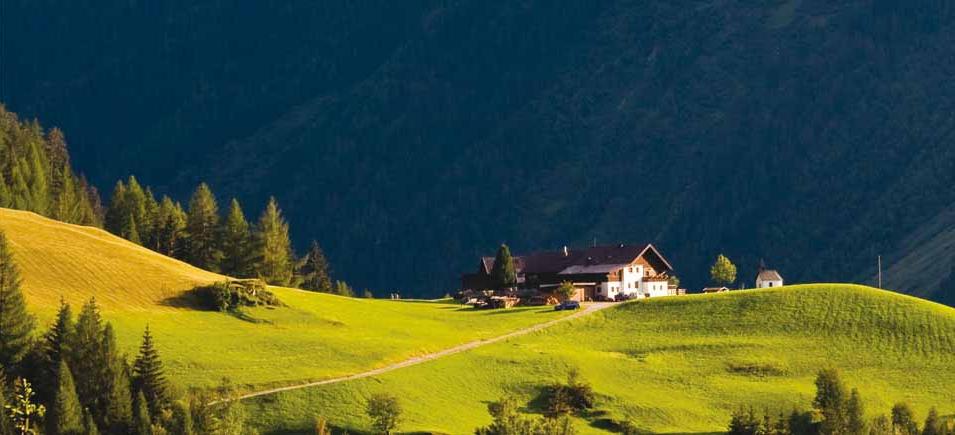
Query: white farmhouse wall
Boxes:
[{"xmin": 756, "ymin": 278, "xmax": 783, "ymax": 288}]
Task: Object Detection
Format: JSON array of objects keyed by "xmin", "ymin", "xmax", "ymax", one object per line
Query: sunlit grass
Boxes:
[{"xmin": 244, "ymin": 285, "xmax": 955, "ymax": 434}]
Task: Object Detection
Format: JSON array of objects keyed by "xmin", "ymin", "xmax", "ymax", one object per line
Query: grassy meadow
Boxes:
[
  {"xmin": 0, "ymin": 208, "xmax": 569, "ymax": 389},
  {"xmin": 243, "ymin": 285, "xmax": 955, "ymax": 434}
]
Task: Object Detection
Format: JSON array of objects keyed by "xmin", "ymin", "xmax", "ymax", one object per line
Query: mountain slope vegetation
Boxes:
[
  {"xmin": 4, "ymin": 0, "xmax": 955, "ymax": 301},
  {"xmin": 0, "ymin": 208, "xmax": 568, "ymax": 388},
  {"xmin": 244, "ymin": 285, "xmax": 955, "ymax": 434}
]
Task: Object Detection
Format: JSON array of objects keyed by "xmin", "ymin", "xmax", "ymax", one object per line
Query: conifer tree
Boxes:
[
  {"xmin": 923, "ymin": 407, "xmax": 941, "ymax": 435},
  {"xmin": 52, "ymin": 166, "xmax": 80, "ymax": 224},
  {"xmin": 49, "ymin": 360, "xmax": 84, "ymax": 435},
  {"xmin": 102, "ymin": 324, "xmax": 133, "ymax": 433},
  {"xmin": 892, "ymin": 403, "xmax": 919, "ymax": 435},
  {"xmin": 847, "ymin": 388, "xmax": 865, "ymax": 435},
  {"xmin": 37, "ymin": 299, "xmax": 75, "ymax": 401},
  {"xmin": 122, "ymin": 215, "xmax": 142, "ymax": 245},
  {"xmin": 254, "ymin": 197, "xmax": 294, "ymax": 285},
  {"xmin": 185, "ymin": 183, "xmax": 222, "ymax": 271},
  {"xmin": 814, "ymin": 369, "xmax": 848, "ymax": 435},
  {"xmin": 142, "ymin": 188, "xmax": 160, "ymax": 250},
  {"xmin": 0, "ymin": 172, "xmax": 10, "ymax": 209},
  {"xmin": 8, "ymin": 161, "xmax": 32, "ymax": 212},
  {"xmin": 490, "ymin": 244, "xmax": 517, "ymax": 291},
  {"xmin": 132, "ymin": 326, "xmax": 169, "ymax": 418},
  {"xmin": 0, "ymin": 230, "xmax": 35, "ymax": 370},
  {"xmin": 69, "ymin": 298, "xmax": 104, "ymax": 419},
  {"xmin": 155, "ymin": 197, "xmax": 187, "ymax": 258},
  {"xmin": 104, "ymin": 181, "xmax": 128, "ymax": 235},
  {"xmin": 132, "ymin": 392, "xmax": 152, "ymax": 435},
  {"xmin": 83, "ymin": 410, "xmax": 99, "ymax": 435},
  {"xmin": 220, "ymin": 199, "xmax": 255, "ymax": 278},
  {"xmin": 168, "ymin": 401, "xmax": 194, "ymax": 435},
  {"xmin": 0, "ymin": 370, "xmax": 14, "ymax": 435},
  {"xmin": 299, "ymin": 240, "xmax": 332, "ymax": 293}
]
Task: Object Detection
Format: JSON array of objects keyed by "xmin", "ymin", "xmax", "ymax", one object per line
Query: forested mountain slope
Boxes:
[{"xmin": 4, "ymin": 0, "xmax": 955, "ymax": 299}]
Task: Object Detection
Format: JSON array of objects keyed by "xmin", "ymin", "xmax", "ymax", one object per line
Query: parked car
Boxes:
[{"xmin": 554, "ymin": 300, "xmax": 581, "ymax": 311}]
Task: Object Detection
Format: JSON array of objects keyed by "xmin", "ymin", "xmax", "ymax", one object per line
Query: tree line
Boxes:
[
  {"xmin": 0, "ymin": 229, "xmax": 255, "ymax": 434},
  {"xmin": 0, "ymin": 105, "xmax": 101, "ymax": 227},
  {"xmin": 727, "ymin": 369, "xmax": 952, "ymax": 435},
  {"xmin": 0, "ymin": 105, "xmax": 346, "ymax": 295}
]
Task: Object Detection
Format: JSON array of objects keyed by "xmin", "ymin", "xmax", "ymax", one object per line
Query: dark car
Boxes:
[{"xmin": 554, "ymin": 300, "xmax": 581, "ymax": 311}]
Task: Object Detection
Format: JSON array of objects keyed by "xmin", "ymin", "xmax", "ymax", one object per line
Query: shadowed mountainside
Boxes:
[{"xmin": 4, "ymin": 0, "xmax": 955, "ymax": 299}]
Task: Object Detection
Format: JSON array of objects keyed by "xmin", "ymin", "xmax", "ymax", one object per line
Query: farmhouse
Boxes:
[{"xmin": 462, "ymin": 244, "xmax": 676, "ymax": 302}]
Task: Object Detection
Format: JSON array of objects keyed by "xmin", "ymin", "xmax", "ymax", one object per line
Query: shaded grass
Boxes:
[{"xmin": 244, "ymin": 285, "xmax": 955, "ymax": 434}]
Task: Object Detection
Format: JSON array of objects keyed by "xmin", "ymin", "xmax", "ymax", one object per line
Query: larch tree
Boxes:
[
  {"xmin": 155, "ymin": 197, "xmax": 187, "ymax": 258},
  {"xmin": 299, "ymin": 240, "xmax": 332, "ymax": 293},
  {"xmin": 490, "ymin": 244, "xmax": 517, "ymax": 291},
  {"xmin": 220, "ymin": 199, "xmax": 255, "ymax": 278},
  {"xmin": 0, "ymin": 230, "xmax": 35, "ymax": 370},
  {"xmin": 185, "ymin": 183, "xmax": 222, "ymax": 272},
  {"xmin": 132, "ymin": 326, "xmax": 169, "ymax": 418},
  {"xmin": 104, "ymin": 180, "xmax": 128, "ymax": 235},
  {"xmin": 254, "ymin": 197, "xmax": 294, "ymax": 286},
  {"xmin": 48, "ymin": 360, "xmax": 84, "ymax": 435},
  {"xmin": 710, "ymin": 254, "xmax": 737, "ymax": 287}
]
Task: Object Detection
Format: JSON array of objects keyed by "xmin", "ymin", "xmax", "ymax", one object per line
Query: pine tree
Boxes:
[
  {"xmin": 104, "ymin": 181, "xmax": 128, "ymax": 235},
  {"xmin": 814, "ymin": 369, "xmax": 848, "ymax": 435},
  {"xmin": 0, "ymin": 230, "xmax": 35, "ymax": 370},
  {"xmin": 69, "ymin": 298, "xmax": 104, "ymax": 420},
  {"xmin": 847, "ymin": 388, "xmax": 865, "ymax": 435},
  {"xmin": 220, "ymin": 199, "xmax": 255, "ymax": 278},
  {"xmin": 83, "ymin": 410, "xmax": 99, "ymax": 435},
  {"xmin": 49, "ymin": 360, "xmax": 84, "ymax": 435},
  {"xmin": 142, "ymin": 188, "xmax": 160, "ymax": 250},
  {"xmin": 299, "ymin": 240, "xmax": 332, "ymax": 293},
  {"xmin": 37, "ymin": 299, "xmax": 75, "ymax": 402},
  {"xmin": 132, "ymin": 392, "xmax": 152, "ymax": 435},
  {"xmin": 122, "ymin": 215, "xmax": 142, "ymax": 245},
  {"xmin": 132, "ymin": 326, "xmax": 169, "ymax": 418},
  {"xmin": 892, "ymin": 403, "xmax": 918, "ymax": 435},
  {"xmin": 168, "ymin": 401, "xmax": 194, "ymax": 435},
  {"xmin": 101, "ymin": 324, "xmax": 132, "ymax": 433},
  {"xmin": 185, "ymin": 183, "xmax": 222, "ymax": 271},
  {"xmin": 0, "ymin": 370, "xmax": 14, "ymax": 435},
  {"xmin": 52, "ymin": 166, "xmax": 80, "ymax": 224},
  {"xmin": 923, "ymin": 407, "xmax": 941, "ymax": 435},
  {"xmin": 490, "ymin": 244, "xmax": 517, "ymax": 291},
  {"xmin": 254, "ymin": 197, "xmax": 294, "ymax": 285}
]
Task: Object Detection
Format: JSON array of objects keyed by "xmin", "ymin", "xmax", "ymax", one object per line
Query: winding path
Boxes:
[{"xmin": 233, "ymin": 302, "xmax": 614, "ymax": 402}]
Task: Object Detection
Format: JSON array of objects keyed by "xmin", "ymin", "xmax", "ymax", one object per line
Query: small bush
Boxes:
[
  {"xmin": 192, "ymin": 280, "xmax": 282, "ymax": 312},
  {"xmin": 543, "ymin": 369, "xmax": 596, "ymax": 416}
]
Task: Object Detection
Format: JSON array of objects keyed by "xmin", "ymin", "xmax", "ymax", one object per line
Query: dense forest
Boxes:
[
  {"xmin": 3, "ymin": 0, "xmax": 955, "ymax": 301},
  {"xmin": 0, "ymin": 105, "xmax": 343, "ymax": 295}
]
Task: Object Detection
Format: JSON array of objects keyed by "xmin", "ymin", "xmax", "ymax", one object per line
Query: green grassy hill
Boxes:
[
  {"xmin": 244, "ymin": 285, "xmax": 955, "ymax": 434},
  {"xmin": 0, "ymin": 208, "xmax": 567, "ymax": 388}
]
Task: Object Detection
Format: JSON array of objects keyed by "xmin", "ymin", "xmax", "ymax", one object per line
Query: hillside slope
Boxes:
[
  {"xmin": 245, "ymin": 285, "xmax": 955, "ymax": 434},
  {"xmin": 0, "ymin": 208, "xmax": 568, "ymax": 388},
  {"xmin": 0, "ymin": 207, "xmax": 224, "ymax": 310},
  {"xmin": 4, "ymin": 0, "xmax": 955, "ymax": 301}
]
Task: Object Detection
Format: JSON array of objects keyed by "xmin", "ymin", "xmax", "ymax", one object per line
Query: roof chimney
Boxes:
[{"xmin": 562, "ymin": 246, "xmax": 569, "ymax": 257}]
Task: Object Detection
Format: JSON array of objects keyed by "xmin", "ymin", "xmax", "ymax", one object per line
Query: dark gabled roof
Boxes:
[
  {"xmin": 757, "ymin": 269, "xmax": 783, "ymax": 281},
  {"xmin": 479, "ymin": 243, "xmax": 673, "ymax": 276}
]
